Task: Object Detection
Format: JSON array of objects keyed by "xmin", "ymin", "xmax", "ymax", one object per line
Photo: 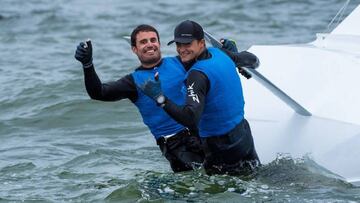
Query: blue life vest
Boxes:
[
  {"xmin": 189, "ymin": 48, "xmax": 244, "ymax": 137},
  {"xmin": 132, "ymin": 57, "xmax": 186, "ymax": 140}
]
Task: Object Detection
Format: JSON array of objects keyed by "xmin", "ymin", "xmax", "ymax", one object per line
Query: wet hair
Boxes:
[{"xmin": 130, "ymin": 24, "xmax": 160, "ymax": 47}]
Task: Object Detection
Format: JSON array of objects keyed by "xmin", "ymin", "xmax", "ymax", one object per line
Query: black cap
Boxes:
[{"xmin": 167, "ymin": 20, "xmax": 204, "ymax": 45}]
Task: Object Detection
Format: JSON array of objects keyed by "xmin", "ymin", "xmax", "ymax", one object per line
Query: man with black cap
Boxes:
[
  {"xmin": 74, "ymin": 24, "xmax": 254, "ymax": 173},
  {"xmin": 139, "ymin": 20, "xmax": 261, "ymax": 175}
]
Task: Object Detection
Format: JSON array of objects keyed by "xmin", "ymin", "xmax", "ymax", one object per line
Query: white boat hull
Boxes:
[{"xmin": 245, "ymin": 5, "xmax": 360, "ymax": 183}]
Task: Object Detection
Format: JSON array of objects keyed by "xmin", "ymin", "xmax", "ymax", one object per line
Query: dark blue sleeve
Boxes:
[
  {"xmin": 83, "ymin": 65, "xmax": 138, "ymax": 102},
  {"xmin": 163, "ymin": 70, "xmax": 209, "ymax": 130},
  {"xmin": 220, "ymin": 48, "xmax": 260, "ymax": 69}
]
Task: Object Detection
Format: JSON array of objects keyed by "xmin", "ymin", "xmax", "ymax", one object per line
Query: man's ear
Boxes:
[
  {"xmin": 200, "ymin": 39, "xmax": 206, "ymax": 48},
  {"xmin": 131, "ymin": 46, "xmax": 137, "ymax": 54}
]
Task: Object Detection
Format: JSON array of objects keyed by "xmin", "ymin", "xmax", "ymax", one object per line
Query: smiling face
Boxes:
[
  {"xmin": 132, "ymin": 31, "xmax": 161, "ymax": 68},
  {"xmin": 176, "ymin": 39, "xmax": 205, "ymax": 63}
]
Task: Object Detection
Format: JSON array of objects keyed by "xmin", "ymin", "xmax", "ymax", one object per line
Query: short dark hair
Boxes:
[{"xmin": 130, "ymin": 24, "xmax": 160, "ymax": 47}]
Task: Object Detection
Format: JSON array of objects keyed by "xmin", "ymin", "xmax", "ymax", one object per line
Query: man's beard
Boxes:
[{"xmin": 139, "ymin": 53, "xmax": 161, "ymax": 66}]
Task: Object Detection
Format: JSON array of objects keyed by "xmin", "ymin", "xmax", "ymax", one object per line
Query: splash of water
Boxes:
[{"xmin": 105, "ymin": 154, "xmax": 358, "ymax": 202}]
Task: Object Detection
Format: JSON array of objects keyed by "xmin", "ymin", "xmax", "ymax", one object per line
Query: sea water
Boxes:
[{"xmin": 1, "ymin": 0, "xmax": 360, "ymax": 202}]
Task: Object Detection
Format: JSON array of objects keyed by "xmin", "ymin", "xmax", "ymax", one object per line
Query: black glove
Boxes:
[
  {"xmin": 237, "ymin": 51, "xmax": 260, "ymax": 69},
  {"xmin": 220, "ymin": 38, "xmax": 238, "ymax": 53},
  {"xmin": 75, "ymin": 39, "xmax": 93, "ymax": 68},
  {"xmin": 138, "ymin": 72, "xmax": 165, "ymax": 105}
]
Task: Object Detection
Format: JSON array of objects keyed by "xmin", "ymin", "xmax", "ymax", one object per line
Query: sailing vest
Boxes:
[
  {"xmin": 132, "ymin": 57, "xmax": 186, "ymax": 140},
  {"xmin": 189, "ymin": 47, "xmax": 244, "ymax": 137}
]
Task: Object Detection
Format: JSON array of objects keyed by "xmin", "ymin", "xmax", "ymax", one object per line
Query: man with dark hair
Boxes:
[
  {"xmin": 75, "ymin": 24, "xmax": 204, "ymax": 172},
  {"xmin": 75, "ymin": 23, "xmax": 258, "ymax": 173},
  {"xmin": 130, "ymin": 24, "xmax": 160, "ymax": 47},
  {"xmin": 139, "ymin": 20, "xmax": 260, "ymax": 175}
]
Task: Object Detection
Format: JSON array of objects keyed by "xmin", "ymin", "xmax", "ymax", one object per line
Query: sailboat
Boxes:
[{"xmin": 205, "ymin": 4, "xmax": 360, "ymax": 184}]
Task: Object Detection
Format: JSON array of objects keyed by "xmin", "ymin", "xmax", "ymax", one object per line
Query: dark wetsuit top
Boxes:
[
  {"xmin": 82, "ymin": 48, "xmax": 258, "ymax": 173},
  {"xmin": 83, "ymin": 48, "xmax": 257, "ymax": 106},
  {"xmin": 163, "ymin": 49, "xmax": 258, "ymax": 131}
]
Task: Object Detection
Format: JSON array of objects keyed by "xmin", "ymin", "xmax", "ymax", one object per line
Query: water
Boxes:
[{"xmin": 1, "ymin": 0, "xmax": 360, "ymax": 202}]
